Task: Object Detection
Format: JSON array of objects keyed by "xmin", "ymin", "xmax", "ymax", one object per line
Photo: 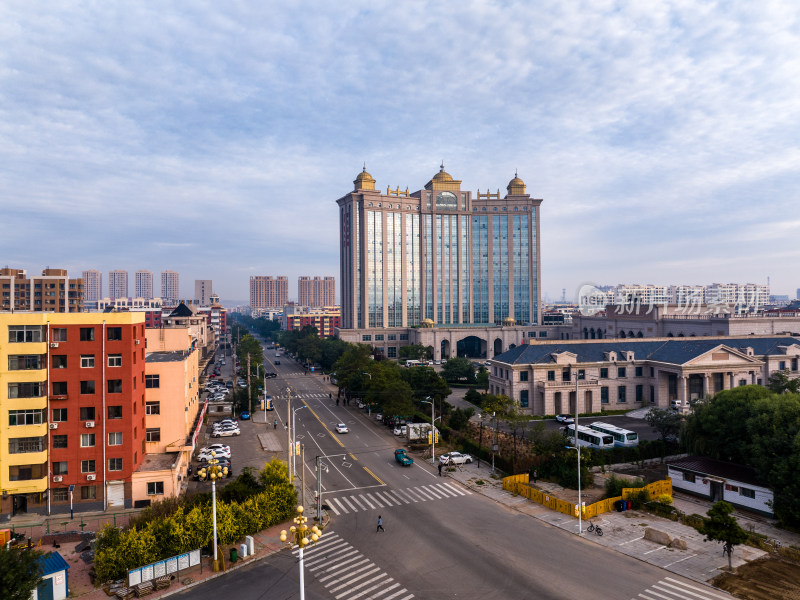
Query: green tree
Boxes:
[
  {"xmin": 644, "ymin": 407, "xmax": 683, "ymax": 442},
  {"xmin": 448, "ymin": 406, "xmax": 475, "ymax": 431},
  {"xmin": 464, "ymin": 388, "xmax": 482, "ymax": 406},
  {"xmin": 0, "ymin": 545, "xmax": 43, "ymax": 600},
  {"xmin": 475, "ymin": 367, "xmax": 489, "ymax": 391},
  {"xmin": 440, "ymin": 357, "xmax": 475, "ymax": 383},
  {"xmin": 698, "ymin": 501, "xmax": 749, "ymax": 571},
  {"xmin": 402, "ymin": 366, "xmax": 451, "ymax": 403},
  {"xmin": 399, "ymin": 344, "xmax": 427, "ymax": 361},
  {"xmin": 237, "ymin": 333, "xmax": 264, "ymax": 368},
  {"xmin": 333, "ymin": 344, "xmax": 374, "ymax": 394},
  {"xmin": 768, "ymin": 369, "xmax": 800, "ymax": 394}
]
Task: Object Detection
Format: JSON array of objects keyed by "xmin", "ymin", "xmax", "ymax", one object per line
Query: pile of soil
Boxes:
[{"xmin": 712, "ymin": 556, "xmax": 800, "ymax": 600}]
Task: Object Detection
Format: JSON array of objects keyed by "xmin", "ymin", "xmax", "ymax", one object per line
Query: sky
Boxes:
[{"xmin": 2, "ymin": 1, "xmax": 800, "ymax": 305}]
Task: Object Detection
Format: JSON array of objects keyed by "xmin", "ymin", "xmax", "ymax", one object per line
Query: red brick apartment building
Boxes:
[{"xmin": 0, "ymin": 313, "xmax": 146, "ymax": 518}]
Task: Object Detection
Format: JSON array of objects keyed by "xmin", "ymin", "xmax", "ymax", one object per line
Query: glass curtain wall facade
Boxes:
[{"xmin": 337, "ymin": 167, "xmax": 541, "ymax": 332}]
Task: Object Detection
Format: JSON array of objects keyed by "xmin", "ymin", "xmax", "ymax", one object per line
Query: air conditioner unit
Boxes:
[
  {"xmin": 85, "ymin": 421, "xmax": 95, "ymax": 428},
  {"xmin": 53, "ymin": 475, "xmax": 63, "ymax": 482},
  {"xmin": 49, "ymin": 423, "xmax": 58, "ymax": 430},
  {"xmin": 50, "ymin": 342, "xmax": 59, "ymax": 348},
  {"xmin": 86, "ymin": 474, "xmax": 96, "ymax": 481},
  {"xmin": 135, "ymin": 339, "xmax": 140, "ymax": 345}
]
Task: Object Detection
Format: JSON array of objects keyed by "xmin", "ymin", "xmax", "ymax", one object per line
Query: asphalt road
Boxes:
[{"xmin": 182, "ymin": 338, "xmax": 715, "ymax": 599}]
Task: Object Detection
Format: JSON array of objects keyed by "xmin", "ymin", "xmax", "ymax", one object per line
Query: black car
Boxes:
[{"xmin": 274, "ymin": 360, "xmax": 280, "ymax": 365}]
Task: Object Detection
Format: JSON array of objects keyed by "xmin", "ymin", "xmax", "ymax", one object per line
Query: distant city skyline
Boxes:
[{"xmin": 2, "ymin": 3, "xmax": 799, "ymax": 301}]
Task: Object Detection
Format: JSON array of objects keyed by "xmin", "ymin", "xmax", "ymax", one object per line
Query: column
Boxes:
[
  {"xmin": 702, "ymin": 374, "xmax": 710, "ymax": 398},
  {"xmin": 678, "ymin": 375, "xmax": 688, "ymax": 406}
]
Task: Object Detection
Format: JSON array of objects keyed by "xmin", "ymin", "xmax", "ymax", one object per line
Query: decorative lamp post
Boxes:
[
  {"xmin": 280, "ymin": 506, "xmax": 322, "ymax": 600},
  {"xmin": 197, "ymin": 451, "xmax": 229, "ymax": 571}
]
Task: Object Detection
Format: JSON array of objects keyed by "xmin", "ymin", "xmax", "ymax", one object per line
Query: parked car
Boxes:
[
  {"xmin": 439, "ymin": 452, "xmax": 473, "ymax": 465},
  {"xmin": 199, "ymin": 444, "xmax": 230, "ymax": 454},
  {"xmin": 241, "ymin": 411, "xmax": 251, "ymax": 420},
  {"xmin": 393, "ymin": 425, "xmax": 408, "ymax": 436},
  {"xmin": 213, "ymin": 427, "xmax": 240, "ymax": 438},
  {"xmin": 198, "ymin": 448, "xmax": 231, "ymax": 461},
  {"xmin": 335, "ymin": 423, "xmax": 349, "ymax": 434},
  {"xmin": 274, "ymin": 360, "xmax": 281, "ymax": 365},
  {"xmin": 375, "ymin": 413, "xmax": 383, "ymax": 421},
  {"xmin": 555, "ymin": 414, "xmax": 575, "ymax": 424}
]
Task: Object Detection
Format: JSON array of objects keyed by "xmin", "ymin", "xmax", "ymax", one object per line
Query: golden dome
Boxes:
[
  {"xmin": 353, "ymin": 165, "xmax": 376, "ymax": 191},
  {"xmin": 502, "ymin": 317, "xmax": 516, "ymax": 326},
  {"xmin": 507, "ymin": 171, "xmax": 526, "ymax": 195},
  {"xmin": 432, "ymin": 163, "xmax": 453, "ymax": 183},
  {"xmin": 421, "ymin": 318, "xmax": 435, "ymax": 328}
]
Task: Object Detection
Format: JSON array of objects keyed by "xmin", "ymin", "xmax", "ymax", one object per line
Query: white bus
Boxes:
[
  {"xmin": 566, "ymin": 424, "xmax": 615, "ymax": 450},
  {"xmin": 588, "ymin": 421, "xmax": 639, "ymax": 447},
  {"xmin": 404, "ymin": 359, "xmax": 422, "ymax": 367}
]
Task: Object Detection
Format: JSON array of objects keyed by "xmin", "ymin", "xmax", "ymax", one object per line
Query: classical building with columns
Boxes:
[
  {"xmin": 488, "ymin": 335, "xmax": 800, "ymax": 416},
  {"xmin": 336, "ymin": 164, "xmax": 542, "ymax": 359}
]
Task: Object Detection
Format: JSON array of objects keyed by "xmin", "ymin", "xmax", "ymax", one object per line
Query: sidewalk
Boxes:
[{"xmin": 439, "ymin": 461, "xmax": 787, "ymax": 586}]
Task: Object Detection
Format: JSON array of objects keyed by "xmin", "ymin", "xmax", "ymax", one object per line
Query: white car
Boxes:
[
  {"xmin": 335, "ymin": 423, "xmax": 349, "ymax": 434},
  {"xmin": 198, "ymin": 448, "xmax": 231, "ymax": 461},
  {"xmin": 393, "ymin": 425, "xmax": 408, "ymax": 436},
  {"xmin": 213, "ymin": 427, "xmax": 240, "ymax": 438},
  {"xmin": 555, "ymin": 414, "xmax": 575, "ymax": 424},
  {"xmin": 439, "ymin": 452, "xmax": 473, "ymax": 465},
  {"xmin": 375, "ymin": 413, "xmax": 383, "ymax": 421},
  {"xmin": 200, "ymin": 444, "xmax": 230, "ymax": 454}
]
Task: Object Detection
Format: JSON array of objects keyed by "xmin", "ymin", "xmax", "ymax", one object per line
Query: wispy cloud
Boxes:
[{"xmin": 1, "ymin": 1, "xmax": 799, "ymax": 301}]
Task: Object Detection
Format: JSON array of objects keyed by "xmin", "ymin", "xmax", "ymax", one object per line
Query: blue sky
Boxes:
[{"xmin": 2, "ymin": 1, "xmax": 799, "ymax": 304}]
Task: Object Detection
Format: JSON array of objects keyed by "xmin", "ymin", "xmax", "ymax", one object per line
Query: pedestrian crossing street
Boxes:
[
  {"xmin": 324, "ymin": 482, "xmax": 471, "ymax": 516},
  {"xmin": 293, "ymin": 532, "xmax": 414, "ymax": 600},
  {"xmin": 633, "ymin": 576, "xmax": 733, "ymax": 600}
]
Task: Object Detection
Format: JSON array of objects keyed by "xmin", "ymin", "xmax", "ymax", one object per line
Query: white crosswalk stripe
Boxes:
[
  {"xmin": 325, "ymin": 482, "xmax": 471, "ymax": 515},
  {"xmin": 633, "ymin": 576, "xmax": 734, "ymax": 600},
  {"xmin": 293, "ymin": 532, "xmax": 413, "ymax": 600}
]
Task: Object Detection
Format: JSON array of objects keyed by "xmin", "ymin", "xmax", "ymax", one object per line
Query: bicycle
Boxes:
[{"xmin": 586, "ymin": 522, "xmax": 603, "ymax": 537}]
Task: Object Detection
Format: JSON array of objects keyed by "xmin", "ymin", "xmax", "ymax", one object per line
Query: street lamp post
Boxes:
[
  {"xmin": 420, "ymin": 397, "xmax": 436, "ymax": 464},
  {"xmin": 197, "ymin": 452, "xmax": 229, "ymax": 571},
  {"xmin": 280, "ymin": 506, "xmax": 322, "ymax": 600},
  {"xmin": 568, "ymin": 366, "xmax": 585, "ymax": 534},
  {"xmin": 491, "ymin": 411, "xmax": 496, "ymax": 476},
  {"xmin": 291, "ymin": 405, "xmax": 307, "ymax": 482},
  {"xmin": 286, "ymin": 387, "xmax": 292, "ymax": 481}
]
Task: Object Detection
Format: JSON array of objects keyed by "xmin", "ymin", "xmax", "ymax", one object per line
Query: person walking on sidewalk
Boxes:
[
  {"xmin": 438, "ymin": 463, "xmax": 443, "ymax": 476},
  {"xmin": 376, "ymin": 515, "xmax": 385, "ymax": 532},
  {"xmin": 273, "ymin": 419, "xmax": 278, "ymax": 429}
]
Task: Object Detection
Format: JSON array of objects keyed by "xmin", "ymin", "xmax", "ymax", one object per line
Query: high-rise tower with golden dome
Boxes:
[{"xmin": 336, "ymin": 165, "xmax": 542, "ymax": 346}]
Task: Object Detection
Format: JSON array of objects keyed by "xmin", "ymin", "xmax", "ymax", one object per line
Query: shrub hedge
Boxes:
[{"xmin": 94, "ymin": 459, "xmax": 297, "ymax": 582}]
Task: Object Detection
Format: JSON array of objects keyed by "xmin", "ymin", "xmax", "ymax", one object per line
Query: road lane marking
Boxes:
[
  {"xmin": 343, "ymin": 575, "xmax": 393, "ymax": 600},
  {"xmin": 442, "ymin": 482, "xmax": 470, "ymax": 495},
  {"xmin": 317, "ymin": 557, "xmax": 369, "ymax": 579},
  {"xmin": 619, "ymin": 535, "xmax": 645, "ymax": 545},
  {"xmin": 365, "ymin": 492, "xmax": 384, "ymax": 507},
  {"xmin": 412, "ymin": 487, "xmax": 437, "ymax": 500},
  {"xmin": 350, "ymin": 495, "xmax": 368, "ymax": 510},
  {"xmin": 663, "ymin": 578, "xmax": 731, "ymax": 599},
  {"xmin": 376, "ymin": 490, "xmax": 402, "ymax": 506},
  {"xmin": 644, "ymin": 545, "xmax": 667, "ymax": 555},
  {"xmin": 662, "ymin": 554, "xmax": 697, "ymax": 568},
  {"xmin": 393, "ymin": 488, "xmax": 418, "ymax": 502},
  {"xmin": 358, "ymin": 494, "xmax": 376, "ymax": 509},
  {"xmin": 362, "ymin": 466, "xmax": 385, "ymax": 485},
  {"xmin": 341, "ymin": 496, "xmax": 359, "ymax": 512},
  {"xmin": 330, "ymin": 567, "xmax": 382, "ymax": 592},
  {"xmin": 421, "ymin": 485, "xmax": 447, "ymax": 499}
]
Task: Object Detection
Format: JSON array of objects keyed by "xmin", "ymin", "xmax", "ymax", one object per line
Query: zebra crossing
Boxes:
[
  {"xmin": 324, "ymin": 482, "xmax": 471, "ymax": 516},
  {"xmin": 293, "ymin": 532, "xmax": 414, "ymax": 600},
  {"xmin": 633, "ymin": 576, "xmax": 733, "ymax": 600}
]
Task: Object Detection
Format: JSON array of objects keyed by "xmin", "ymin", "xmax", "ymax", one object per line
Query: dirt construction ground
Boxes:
[{"xmin": 712, "ymin": 556, "xmax": 800, "ymax": 600}]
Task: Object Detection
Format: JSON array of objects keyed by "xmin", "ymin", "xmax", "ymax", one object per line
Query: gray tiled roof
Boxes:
[
  {"xmin": 667, "ymin": 456, "xmax": 764, "ymax": 488},
  {"xmin": 493, "ymin": 336, "xmax": 800, "ymax": 366}
]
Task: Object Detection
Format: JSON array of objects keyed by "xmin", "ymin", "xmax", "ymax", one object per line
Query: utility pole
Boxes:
[
  {"xmin": 316, "ymin": 456, "xmax": 322, "ymax": 522},
  {"xmin": 287, "ymin": 388, "xmax": 292, "ymax": 482},
  {"xmin": 301, "ymin": 444, "xmax": 306, "ymax": 509}
]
